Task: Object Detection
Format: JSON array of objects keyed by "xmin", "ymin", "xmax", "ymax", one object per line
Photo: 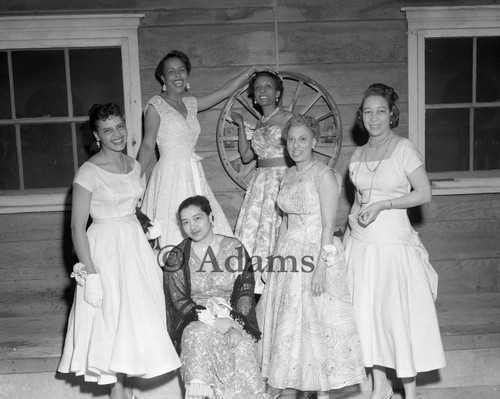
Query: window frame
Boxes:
[
  {"xmin": 0, "ymin": 14, "xmax": 144, "ymax": 213},
  {"xmin": 403, "ymin": 5, "xmax": 500, "ymax": 195}
]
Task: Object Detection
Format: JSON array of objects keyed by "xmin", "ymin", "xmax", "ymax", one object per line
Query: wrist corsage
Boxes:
[
  {"xmin": 319, "ymin": 244, "xmax": 337, "ymax": 268},
  {"xmin": 136, "ymin": 208, "xmax": 162, "ymax": 242},
  {"xmin": 70, "ymin": 262, "xmax": 88, "ymax": 286}
]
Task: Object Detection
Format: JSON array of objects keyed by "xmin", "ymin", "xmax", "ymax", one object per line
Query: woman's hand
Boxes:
[
  {"xmin": 226, "ymin": 328, "xmax": 243, "ymax": 348},
  {"xmin": 311, "ymin": 262, "xmax": 327, "ymax": 297},
  {"xmin": 356, "ymin": 200, "xmax": 388, "ymax": 227},
  {"xmin": 84, "ymin": 274, "xmax": 102, "ymax": 308},
  {"xmin": 230, "ymin": 111, "xmax": 244, "ymax": 127},
  {"xmin": 212, "ymin": 317, "xmax": 236, "ymax": 335}
]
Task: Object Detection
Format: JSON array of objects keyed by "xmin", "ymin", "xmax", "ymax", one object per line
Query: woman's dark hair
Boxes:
[
  {"xmin": 283, "ymin": 113, "xmax": 321, "ymax": 141},
  {"xmin": 88, "ymin": 103, "xmax": 122, "ymax": 132},
  {"xmin": 155, "ymin": 50, "xmax": 191, "ymax": 86},
  {"xmin": 178, "ymin": 195, "xmax": 212, "ymax": 219},
  {"xmin": 248, "ymin": 70, "xmax": 284, "ymax": 113},
  {"xmin": 356, "ymin": 83, "xmax": 400, "ymax": 130}
]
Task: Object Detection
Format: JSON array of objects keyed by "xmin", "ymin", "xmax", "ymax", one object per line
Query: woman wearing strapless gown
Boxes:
[
  {"xmin": 138, "ymin": 50, "xmax": 261, "ymax": 249},
  {"xmin": 231, "ymin": 70, "xmax": 293, "ymax": 294}
]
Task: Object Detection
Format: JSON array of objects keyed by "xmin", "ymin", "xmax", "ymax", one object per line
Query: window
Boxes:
[
  {"xmin": 403, "ymin": 6, "xmax": 500, "ymax": 195},
  {"xmin": 0, "ymin": 14, "xmax": 143, "ymax": 212}
]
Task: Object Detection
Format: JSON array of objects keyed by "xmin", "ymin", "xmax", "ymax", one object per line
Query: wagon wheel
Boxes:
[{"xmin": 216, "ymin": 71, "xmax": 342, "ymax": 189}]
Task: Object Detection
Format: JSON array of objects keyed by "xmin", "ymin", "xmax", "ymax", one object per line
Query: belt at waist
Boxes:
[
  {"xmin": 257, "ymin": 157, "xmax": 289, "ymax": 168},
  {"xmin": 92, "ymin": 214, "xmax": 137, "ymax": 224}
]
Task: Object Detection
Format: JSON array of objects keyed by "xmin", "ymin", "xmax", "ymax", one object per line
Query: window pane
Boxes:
[
  {"xmin": 70, "ymin": 48, "xmax": 124, "ymax": 116},
  {"xmin": 20, "ymin": 124, "xmax": 74, "ymax": 188},
  {"xmin": 425, "ymin": 108, "xmax": 469, "ymax": 172},
  {"xmin": 12, "ymin": 50, "xmax": 68, "ymax": 118},
  {"xmin": 0, "ymin": 125, "xmax": 19, "ymax": 189},
  {"xmin": 425, "ymin": 38, "xmax": 473, "ymax": 104},
  {"xmin": 75, "ymin": 121, "xmax": 98, "ymax": 166},
  {"xmin": 477, "ymin": 37, "xmax": 500, "ymax": 103},
  {"xmin": 0, "ymin": 52, "xmax": 11, "ymax": 119},
  {"xmin": 474, "ymin": 107, "xmax": 500, "ymax": 170}
]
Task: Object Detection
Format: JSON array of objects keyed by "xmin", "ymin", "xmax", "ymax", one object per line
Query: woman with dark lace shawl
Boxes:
[{"xmin": 163, "ymin": 195, "xmax": 269, "ymax": 399}]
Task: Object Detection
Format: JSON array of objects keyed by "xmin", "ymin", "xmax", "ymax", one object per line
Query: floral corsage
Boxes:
[
  {"xmin": 135, "ymin": 208, "xmax": 162, "ymax": 241},
  {"xmin": 319, "ymin": 244, "xmax": 338, "ymax": 267},
  {"xmin": 197, "ymin": 297, "xmax": 233, "ymax": 327},
  {"xmin": 70, "ymin": 262, "xmax": 88, "ymax": 286}
]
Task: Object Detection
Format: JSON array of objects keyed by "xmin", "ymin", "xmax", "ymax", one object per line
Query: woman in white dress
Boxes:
[
  {"xmin": 344, "ymin": 84, "xmax": 446, "ymax": 399},
  {"xmin": 137, "ymin": 50, "xmax": 261, "ymax": 249},
  {"xmin": 58, "ymin": 103, "xmax": 181, "ymax": 399}
]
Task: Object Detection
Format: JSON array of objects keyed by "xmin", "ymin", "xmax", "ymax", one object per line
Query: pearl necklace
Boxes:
[
  {"xmin": 261, "ymin": 107, "xmax": 280, "ymax": 123},
  {"xmin": 368, "ymin": 131, "xmax": 393, "ymax": 148},
  {"xmin": 354, "ymin": 133, "xmax": 394, "ymax": 206}
]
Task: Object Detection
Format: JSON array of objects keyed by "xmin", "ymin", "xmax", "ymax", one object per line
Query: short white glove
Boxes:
[
  {"xmin": 84, "ymin": 274, "xmax": 102, "ymax": 308},
  {"xmin": 146, "ymin": 218, "xmax": 162, "ymax": 240}
]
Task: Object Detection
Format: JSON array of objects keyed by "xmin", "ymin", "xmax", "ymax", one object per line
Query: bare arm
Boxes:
[
  {"xmin": 231, "ymin": 112, "xmax": 255, "ymax": 164},
  {"xmin": 137, "ymin": 105, "xmax": 160, "ymax": 176},
  {"xmin": 70, "ymin": 183, "xmax": 97, "ymax": 274},
  {"xmin": 196, "ymin": 66, "xmax": 258, "ymax": 112},
  {"xmin": 357, "ymin": 165, "xmax": 432, "ymax": 227},
  {"xmin": 312, "ymin": 169, "xmax": 339, "ymax": 296}
]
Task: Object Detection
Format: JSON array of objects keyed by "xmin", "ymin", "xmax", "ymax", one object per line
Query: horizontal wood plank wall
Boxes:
[{"xmin": 0, "ymin": 0, "xmax": 499, "ymax": 367}]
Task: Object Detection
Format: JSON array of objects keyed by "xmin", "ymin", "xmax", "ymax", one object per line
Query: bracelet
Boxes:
[
  {"xmin": 319, "ymin": 244, "xmax": 337, "ymax": 268},
  {"xmin": 70, "ymin": 262, "xmax": 89, "ymax": 286}
]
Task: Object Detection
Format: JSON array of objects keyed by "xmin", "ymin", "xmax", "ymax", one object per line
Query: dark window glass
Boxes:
[
  {"xmin": 474, "ymin": 107, "xmax": 500, "ymax": 170},
  {"xmin": 425, "ymin": 38, "xmax": 473, "ymax": 104},
  {"xmin": 20, "ymin": 124, "xmax": 74, "ymax": 188},
  {"xmin": 70, "ymin": 48, "xmax": 124, "ymax": 116},
  {"xmin": 12, "ymin": 50, "xmax": 68, "ymax": 118},
  {"xmin": 476, "ymin": 37, "xmax": 500, "ymax": 103},
  {"xmin": 0, "ymin": 52, "xmax": 11, "ymax": 119},
  {"xmin": 75, "ymin": 121, "xmax": 98, "ymax": 166},
  {"xmin": 0, "ymin": 125, "xmax": 19, "ymax": 189},
  {"xmin": 425, "ymin": 108, "xmax": 469, "ymax": 172}
]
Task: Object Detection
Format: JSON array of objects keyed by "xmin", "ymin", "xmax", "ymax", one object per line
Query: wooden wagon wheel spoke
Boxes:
[{"xmin": 217, "ymin": 71, "xmax": 342, "ymax": 189}]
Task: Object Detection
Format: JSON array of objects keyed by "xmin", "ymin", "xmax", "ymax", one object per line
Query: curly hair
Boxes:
[
  {"xmin": 247, "ymin": 70, "xmax": 284, "ymax": 112},
  {"xmin": 155, "ymin": 50, "xmax": 192, "ymax": 86},
  {"xmin": 88, "ymin": 103, "xmax": 122, "ymax": 132},
  {"xmin": 282, "ymin": 114, "xmax": 320, "ymax": 141},
  {"xmin": 356, "ymin": 83, "xmax": 400, "ymax": 130}
]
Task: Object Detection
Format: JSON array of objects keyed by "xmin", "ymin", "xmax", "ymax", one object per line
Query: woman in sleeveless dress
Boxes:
[
  {"xmin": 231, "ymin": 70, "xmax": 293, "ymax": 295},
  {"xmin": 58, "ymin": 103, "xmax": 181, "ymax": 399},
  {"xmin": 344, "ymin": 84, "xmax": 446, "ymax": 399},
  {"xmin": 163, "ymin": 195, "xmax": 269, "ymax": 399},
  {"xmin": 258, "ymin": 115, "xmax": 366, "ymax": 398},
  {"xmin": 137, "ymin": 50, "xmax": 261, "ymax": 249}
]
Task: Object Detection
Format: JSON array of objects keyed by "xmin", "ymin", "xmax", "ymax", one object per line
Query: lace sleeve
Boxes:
[
  {"xmin": 163, "ymin": 239, "xmax": 204, "ymax": 352},
  {"xmin": 228, "ymin": 239, "xmax": 261, "ymax": 341}
]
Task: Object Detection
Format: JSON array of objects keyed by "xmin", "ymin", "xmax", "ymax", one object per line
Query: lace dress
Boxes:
[
  {"xmin": 234, "ymin": 124, "xmax": 288, "ymax": 294},
  {"xmin": 258, "ymin": 161, "xmax": 366, "ymax": 391},
  {"xmin": 58, "ymin": 161, "xmax": 181, "ymax": 384},
  {"xmin": 164, "ymin": 236, "xmax": 268, "ymax": 399},
  {"xmin": 344, "ymin": 138, "xmax": 446, "ymax": 377},
  {"xmin": 141, "ymin": 95, "xmax": 233, "ymax": 249}
]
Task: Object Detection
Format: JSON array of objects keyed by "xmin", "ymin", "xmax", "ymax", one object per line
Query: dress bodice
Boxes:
[
  {"xmin": 189, "ymin": 237, "xmax": 241, "ymax": 306},
  {"xmin": 251, "ymin": 125, "xmax": 286, "ymax": 159},
  {"xmin": 278, "ymin": 161, "xmax": 340, "ymax": 237},
  {"xmin": 73, "ymin": 161, "xmax": 144, "ymax": 219},
  {"xmin": 146, "ymin": 95, "xmax": 201, "ymax": 159}
]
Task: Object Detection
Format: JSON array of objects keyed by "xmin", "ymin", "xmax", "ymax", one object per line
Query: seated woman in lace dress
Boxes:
[{"xmin": 162, "ymin": 195, "xmax": 269, "ymax": 399}]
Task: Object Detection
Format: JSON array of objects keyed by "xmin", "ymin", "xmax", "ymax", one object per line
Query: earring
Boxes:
[
  {"xmin": 186, "ymin": 82, "xmax": 191, "ymax": 91},
  {"xmin": 96, "ymin": 139, "xmax": 101, "ymax": 148},
  {"xmin": 390, "ymin": 120, "xmax": 393, "ymax": 126},
  {"xmin": 162, "ymin": 83, "xmax": 166, "ymax": 92},
  {"xmin": 275, "ymin": 96, "xmax": 280, "ymax": 104}
]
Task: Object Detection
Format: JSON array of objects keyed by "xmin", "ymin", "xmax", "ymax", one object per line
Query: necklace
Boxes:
[
  {"xmin": 368, "ymin": 131, "xmax": 393, "ymax": 148},
  {"xmin": 261, "ymin": 107, "xmax": 280, "ymax": 123},
  {"xmin": 354, "ymin": 133, "xmax": 394, "ymax": 206}
]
